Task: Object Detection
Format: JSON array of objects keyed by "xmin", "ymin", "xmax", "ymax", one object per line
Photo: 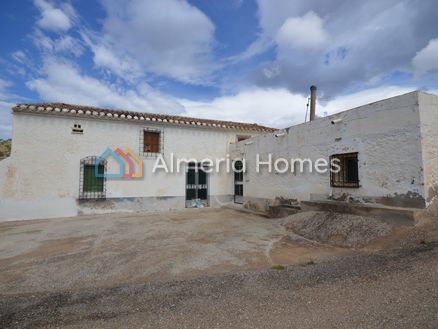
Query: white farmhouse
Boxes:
[
  {"xmin": 0, "ymin": 103, "xmax": 273, "ymax": 221},
  {"xmin": 1, "ymin": 90, "xmax": 438, "ymax": 221}
]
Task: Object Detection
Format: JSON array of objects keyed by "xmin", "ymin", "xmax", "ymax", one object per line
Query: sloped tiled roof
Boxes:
[{"xmin": 13, "ymin": 103, "xmax": 276, "ymax": 133}]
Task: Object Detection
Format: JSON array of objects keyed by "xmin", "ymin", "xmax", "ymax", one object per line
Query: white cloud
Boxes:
[
  {"xmin": 32, "ymin": 30, "xmax": 83, "ymax": 56},
  {"xmin": 81, "ymin": 33, "xmax": 142, "ymax": 80},
  {"xmin": 227, "ymin": 36, "xmax": 274, "ymax": 63},
  {"xmin": 320, "ymin": 86, "xmax": 418, "ymax": 116},
  {"xmin": 26, "ymin": 59, "xmax": 184, "ymax": 114},
  {"xmin": 275, "ymin": 11, "xmax": 329, "ymax": 51},
  {"xmin": 34, "ymin": 0, "xmax": 72, "ymax": 32},
  {"xmin": 181, "ymin": 85, "xmax": 420, "ymax": 129},
  {"xmin": 11, "ymin": 51, "xmax": 27, "ymax": 63},
  {"xmin": 55, "ymin": 36, "xmax": 83, "ymax": 56},
  {"xmin": 236, "ymin": 0, "xmax": 438, "ymax": 95},
  {"xmin": 413, "ymin": 38, "xmax": 438, "ymax": 74},
  {"xmin": 181, "ymin": 88, "xmax": 306, "ymax": 127},
  {"xmin": 0, "ymin": 81, "xmax": 17, "ymax": 139},
  {"xmin": 0, "ymin": 103, "xmax": 14, "ymax": 139},
  {"xmin": 88, "ymin": 0, "xmax": 217, "ymax": 84}
]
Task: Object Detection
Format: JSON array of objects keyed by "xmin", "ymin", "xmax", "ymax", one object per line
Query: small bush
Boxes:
[{"xmin": 271, "ymin": 264, "xmax": 286, "ymax": 270}]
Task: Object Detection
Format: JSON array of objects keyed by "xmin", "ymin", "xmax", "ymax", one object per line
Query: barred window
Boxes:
[
  {"xmin": 83, "ymin": 164, "xmax": 104, "ymax": 192},
  {"xmin": 79, "ymin": 156, "xmax": 106, "ymax": 200},
  {"xmin": 330, "ymin": 152, "xmax": 359, "ymax": 188}
]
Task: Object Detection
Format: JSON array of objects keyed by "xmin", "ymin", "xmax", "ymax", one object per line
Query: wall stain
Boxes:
[{"xmin": 2, "ymin": 165, "xmax": 17, "ymax": 198}]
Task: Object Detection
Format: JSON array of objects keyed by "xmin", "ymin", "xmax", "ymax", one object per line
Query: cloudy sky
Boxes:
[{"xmin": 1, "ymin": 0, "xmax": 438, "ymax": 138}]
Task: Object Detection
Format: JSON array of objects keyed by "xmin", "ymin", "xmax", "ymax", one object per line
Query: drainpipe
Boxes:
[{"xmin": 309, "ymin": 85, "xmax": 317, "ymax": 121}]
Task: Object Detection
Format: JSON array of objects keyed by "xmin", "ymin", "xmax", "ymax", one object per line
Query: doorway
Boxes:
[
  {"xmin": 234, "ymin": 160, "xmax": 243, "ymax": 204},
  {"xmin": 186, "ymin": 162, "xmax": 208, "ymax": 207}
]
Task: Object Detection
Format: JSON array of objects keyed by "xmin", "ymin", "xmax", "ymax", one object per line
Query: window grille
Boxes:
[
  {"xmin": 330, "ymin": 152, "xmax": 359, "ymax": 188},
  {"xmin": 79, "ymin": 156, "xmax": 107, "ymax": 199}
]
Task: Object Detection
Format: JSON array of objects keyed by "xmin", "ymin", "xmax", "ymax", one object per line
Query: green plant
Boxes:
[{"xmin": 271, "ymin": 264, "xmax": 285, "ymax": 270}]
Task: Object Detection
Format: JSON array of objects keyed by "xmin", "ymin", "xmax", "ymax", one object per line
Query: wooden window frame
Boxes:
[{"xmin": 140, "ymin": 128, "xmax": 163, "ymax": 157}]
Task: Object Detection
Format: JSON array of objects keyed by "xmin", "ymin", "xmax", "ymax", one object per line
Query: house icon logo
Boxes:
[{"xmin": 96, "ymin": 147, "xmax": 143, "ymax": 178}]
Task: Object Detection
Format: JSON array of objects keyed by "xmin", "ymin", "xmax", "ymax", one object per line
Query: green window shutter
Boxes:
[{"xmin": 83, "ymin": 164, "xmax": 104, "ymax": 192}]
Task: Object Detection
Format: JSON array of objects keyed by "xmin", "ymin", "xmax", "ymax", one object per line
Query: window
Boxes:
[
  {"xmin": 79, "ymin": 156, "xmax": 106, "ymax": 199},
  {"xmin": 237, "ymin": 135, "xmax": 251, "ymax": 142},
  {"xmin": 330, "ymin": 152, "xmax": 359, "ymax": 188},
  {"xmin": 72, "ymin": 123, "xmax": 83, "ymax": 134},
  {"xmin": 83, "ymin": 165, "xmax": 104, "ymax": 192},
  {"xmin": 141, "ymin": 129, "xmax": 162, "ymax": 156}
]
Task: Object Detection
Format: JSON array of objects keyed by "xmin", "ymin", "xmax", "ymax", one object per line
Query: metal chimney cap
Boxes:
[{"xmin": 310, "ymin": 85, "xmax": 317, "ymax": 91}]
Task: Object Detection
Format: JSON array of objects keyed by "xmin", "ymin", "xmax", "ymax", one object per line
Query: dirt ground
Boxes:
[
  {"xmin": 1, "ymin": 243, "xmax": 437, "ymax": 329},
  {"xmin": 0, "ymin": 208, "xmax": 352, "ymax": 295},
  {"xmin": 1, "ymin": 208, "xmax": 438, "ymax": 328}
]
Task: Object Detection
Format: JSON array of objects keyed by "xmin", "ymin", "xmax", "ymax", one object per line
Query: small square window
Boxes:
[
  {"xmin": 72, "ymin": 123, "xmax": 83, "ymax": 134},
  {"xmin": 330, "ymin": 152, "xmax": 359, "ymax": 188},
  {"xmin": 141, "ymin": 129, "xmax": 163, "ymax": 156},
  {"xmin": 237, "ymin": 135, "xmax": 251, "ymax": 142}
]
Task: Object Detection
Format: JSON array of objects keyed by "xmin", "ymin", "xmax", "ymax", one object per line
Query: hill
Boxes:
[{"xmin": 0, "ymin": 139, "xmax": 11, "ymax": 160}]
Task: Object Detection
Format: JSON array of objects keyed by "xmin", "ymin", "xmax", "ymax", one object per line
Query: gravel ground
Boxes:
[
  {"xmin": 0, "ymin": 209, "xmax": 348, "ymax": 295},
  {"xmin": 281, "ymin": 211, "xmax": 393, "ymax": 247},
  {"xmin": 1, "ymin": 242, "xmax": 437, "ymax": 329}
]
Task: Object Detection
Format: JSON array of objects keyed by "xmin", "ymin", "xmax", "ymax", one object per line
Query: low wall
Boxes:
[{"xmin": 0, "ymin": 194, "xmax": 234, "ymax": 222}]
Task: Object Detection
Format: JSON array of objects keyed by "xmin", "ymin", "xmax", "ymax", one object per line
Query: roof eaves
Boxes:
[{"xmin": 12, "ymin": 103, "xmax": 276, "ymax": 133}]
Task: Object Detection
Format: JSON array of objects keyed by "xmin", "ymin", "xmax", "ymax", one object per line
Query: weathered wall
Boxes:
[
  {"xmin": 0, "ymin": 113, "xmax": 258, "ymax": 221},
  {"xmin": 234, "ymin": 92, "xmax": 426, "ymax": 211},
  {"xmin": 418, "ymin": 92, "xmax": 438, "ymax": 214}
]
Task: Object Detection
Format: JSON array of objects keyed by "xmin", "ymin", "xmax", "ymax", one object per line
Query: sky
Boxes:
[{"xmin": 1, "ymin": 0, "xmax": 438, "ymax": 139}]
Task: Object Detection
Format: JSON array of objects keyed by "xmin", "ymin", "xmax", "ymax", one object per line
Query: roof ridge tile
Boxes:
[{"xmin": 13, "ymin": 102, "xmax": 276, "ymax": 132}]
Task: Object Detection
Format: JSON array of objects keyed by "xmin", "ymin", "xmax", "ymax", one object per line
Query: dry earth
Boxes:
[
  {"xmin": 0, "ymin": 208, "xmax": 437, "ymax": 328},
  {"xmin": 0, "ymin": 208, "xmax": 352, "ymax": 295}
]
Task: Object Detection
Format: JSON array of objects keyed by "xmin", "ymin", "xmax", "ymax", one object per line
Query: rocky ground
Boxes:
[{"xmin": 280, "ymin": 210, "xmax": 394, "ymax": 247}]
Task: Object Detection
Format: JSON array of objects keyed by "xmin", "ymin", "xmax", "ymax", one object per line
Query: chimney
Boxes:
[{"xmin": 309, "ymin": 85, "xmax": 317, "ymax": 121}]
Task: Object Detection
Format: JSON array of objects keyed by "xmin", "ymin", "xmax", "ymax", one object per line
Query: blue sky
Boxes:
[{"xmin": 1, "ymin": 0, "xmax": 438, "ymax": 139}]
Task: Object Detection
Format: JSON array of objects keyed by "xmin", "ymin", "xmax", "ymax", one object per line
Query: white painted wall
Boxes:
[
  {"xmin": 234, "ymin": 91, "xmax": 428, "ymax": 210},
  {"xmin": 2, "ymin": 91, "xmax": 436, "ymax": 221},
  {"xmin": 418, "ymin": 92, "xmax": 438, "ymax": 208},
  {"xmin": 0, "ymin": 113, "xmax": 261, "ymax": 221}
]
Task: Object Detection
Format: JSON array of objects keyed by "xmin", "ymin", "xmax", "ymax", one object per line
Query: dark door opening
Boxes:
[
  {"xmin": 234, "ymin": 160, "xmax": 243, "ymax": 204},
  {"xmin": 186, "ymin": 162, "xmax": 209, "ymax": 207}
]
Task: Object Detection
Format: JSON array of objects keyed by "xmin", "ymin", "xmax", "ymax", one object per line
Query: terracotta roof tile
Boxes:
[{"xmin": 13, "ymin": 103, "xmax": 276, "ymax": 133}]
